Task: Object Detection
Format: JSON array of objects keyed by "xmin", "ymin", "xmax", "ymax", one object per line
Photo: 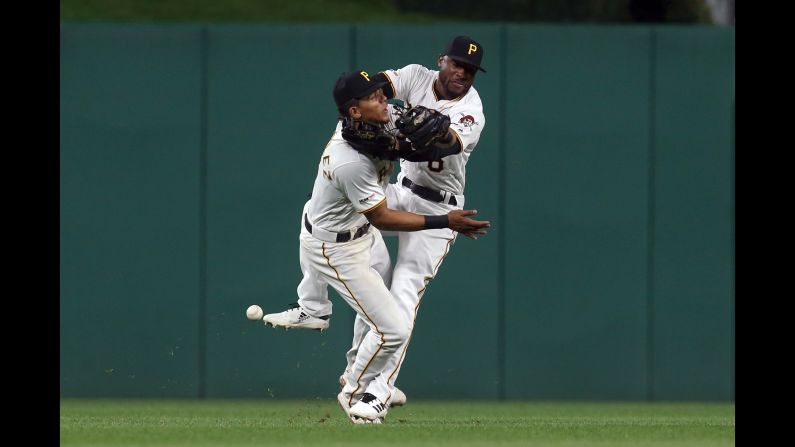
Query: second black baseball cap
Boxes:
[
  {"xmin": 333, "ymin": 70, "xmax": 387, "ymax": 109},
  {"xmin": 441, "ymin": 35, "xmax": 486, "ymax": 73}
]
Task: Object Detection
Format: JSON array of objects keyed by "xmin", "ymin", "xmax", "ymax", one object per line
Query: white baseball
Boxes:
[{"xmin": 246, "ymin": 304, "xmax": 264, "ymax": 321}]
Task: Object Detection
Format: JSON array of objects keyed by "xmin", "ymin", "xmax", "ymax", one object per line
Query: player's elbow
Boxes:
[
  {"xmin": 368, "ymin": 218, "xmax": 392, "ymax": 232},
  {"xmin": 364, "ymin": 202, "xmax": 390, "ymax": 229}
]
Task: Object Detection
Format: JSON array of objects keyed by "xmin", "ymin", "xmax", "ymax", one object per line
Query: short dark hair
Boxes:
[
  {"xmin": 334, "ymin": 70, "xmax": 386, "ymax": 114},
  {"xmin": 337, "ymin": 98, "xmax": 358, "ymax": 118}
]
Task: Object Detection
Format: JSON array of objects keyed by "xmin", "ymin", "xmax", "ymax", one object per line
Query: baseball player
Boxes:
[
  {"xmin": 288, "ymin": 69, "xmax": 489, "ymax": 423},
  {"xmin": 265, "ymin": 36, "xmax": 488, "ymax": 409},
  {"xmin": 343, "ymin": 35, "xmax": 488, "ymax": 409}
]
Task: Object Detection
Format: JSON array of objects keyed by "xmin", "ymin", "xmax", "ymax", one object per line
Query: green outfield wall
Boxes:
[{"xmin": 60, "ymin": 23, "xmax": 734, "ymax": 401}]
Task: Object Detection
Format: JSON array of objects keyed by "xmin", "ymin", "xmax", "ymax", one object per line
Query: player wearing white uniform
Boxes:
[
  {"xmin": 280, "ymin": 70, "xmax": 489, "ymax": 424},
  {"xmin": 344, "ymin": 35, "xmax": 488, "ymax": 407},
  {"xmin": 263, "ymin": 36, "xmax": 485, "ymax": 410},
  {"xmin": 263, "ymin": 36, "xmax": 488, "ymax": 409}
]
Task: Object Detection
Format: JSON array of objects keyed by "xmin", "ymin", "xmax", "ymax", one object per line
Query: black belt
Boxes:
[
  {"xmin": 304, "ymin": 214, "xmax": 370, "ymax": 243},
  {"xmin": 401, "ymin": 177, "xmax": 457, "ymax": 206}
]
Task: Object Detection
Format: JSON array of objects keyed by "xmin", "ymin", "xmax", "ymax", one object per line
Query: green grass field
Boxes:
[{"xmin": 60, "ymin": 399, "xmax": 734, "ymax": 446}]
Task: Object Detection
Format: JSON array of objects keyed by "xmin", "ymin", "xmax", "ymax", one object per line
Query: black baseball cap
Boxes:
[
  {"xmin": 441, "ymin": 35, "xmax": 486, "ymax": 73},
  {"xmin": 333, "ymin": 70, "xmax": 387, "ymax": 109}
]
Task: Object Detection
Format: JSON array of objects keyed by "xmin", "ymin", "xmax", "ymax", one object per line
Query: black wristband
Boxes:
[{"xmin": 424, "ymin": 214, "xmax": 449, "ymax": 229}]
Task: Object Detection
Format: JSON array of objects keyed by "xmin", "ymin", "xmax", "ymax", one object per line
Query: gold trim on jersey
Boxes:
[
  {"xmin": 359, "ymin": 196, "xmax": 386, "ymax": 214},
  {"xmin": 380, "ymin": 71, "xmax": 397, "ymax": 99},
  {"xmin": 450, "ymin": 128, "xmax": 465, "ymax": 151},
  {"xmin": 322, "ymin": 242, "xmax": 385, "ymax": 407},
  {"xmin": 432, "ymin": 81, "xmax": 441, "ymax": 101},
  {"xmin": 432, "ymin": 77, "xmax": 464, "ymax": 103}
]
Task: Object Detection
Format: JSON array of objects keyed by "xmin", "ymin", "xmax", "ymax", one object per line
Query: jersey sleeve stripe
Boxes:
[
  {"xmin": 358, "ymin": 196, "xmax": 386, "ymax": 214},
  {"xmin": 450, "ymin": 128, "xmax": 465, "ymax": 152},
  {"xmin": 379, "ymin": 71, "xmax": 396, "ymax": 99}
]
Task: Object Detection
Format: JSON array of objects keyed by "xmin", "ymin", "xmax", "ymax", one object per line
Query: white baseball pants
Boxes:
[
  {"xmin": 296, "ymin": 214, "xmax": 408, "ymax": 405},
  {"xmin": 343, "ymin": 177, "xmax": 461, "ymax": 402}
]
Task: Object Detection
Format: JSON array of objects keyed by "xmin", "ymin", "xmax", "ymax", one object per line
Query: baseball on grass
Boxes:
[{"xmin": 246, "ymin": 304, "xmax": 264, "ymax": 321}]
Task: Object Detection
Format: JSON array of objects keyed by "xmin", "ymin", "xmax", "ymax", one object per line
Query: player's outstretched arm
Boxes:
[
  {"xmin": 364, "ymin": 201, "xmax": 490, "ymax": 239},
  {"xmin": 447, "ymin": 209, "xmax": 491, "ymax": 240}
]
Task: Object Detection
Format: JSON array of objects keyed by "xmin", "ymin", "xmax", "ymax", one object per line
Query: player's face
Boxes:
[
  {"xmin": 352, "ymin": 89, "xmax": 389, "ymax": 124},
  {"xmin": 437, "ymin": 56, "xmax": 476, "ymax": 99}
]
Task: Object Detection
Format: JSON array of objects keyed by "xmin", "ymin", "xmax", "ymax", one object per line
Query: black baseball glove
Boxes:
[
  {"xmin": 395, "ymin": 105, "xmax": 451, "ymax": 150},
  {"xmin": 341, "ymin": 117, "xmax": 407, "ymax": 160}
]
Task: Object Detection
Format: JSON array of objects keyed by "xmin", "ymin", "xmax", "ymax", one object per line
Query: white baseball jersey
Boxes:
[
  {"xmin": 306, "ymin": 124, "xmax": 394, "ymax": 234},
  {"xmin": 339, "ymin": 64, "xmax": 488, "ymax": 404},
  {"xmin": 298, "ymin": 65, "xmax": 489, "ymax": 407},
  {"xmin": 296, "ymin": 122, "xmax": 408, "ymax": 407},
  {"xmin": 382, "ymin": 64, "xmax": 485, "ymax": 196}
]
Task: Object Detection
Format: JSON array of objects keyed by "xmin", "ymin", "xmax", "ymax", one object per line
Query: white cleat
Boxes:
[
  {"xmin": 337, "ymin": 391, "xmax": 352, "ymax": 416},
  {"xmin": 262, "ymin": 303, "xmax": 329, "ymax": 332},
  {"xmin": 339, "ymin": 391, "xmax": 370, "ymax": 423},
  {"xmin": 348, "ymin": 393, "xmax": 387, "ymax": 424},
  {"xmin": 390, "ymin": 387, "xmax": 407, "ymax": 407},
  {"xmin": 339, "ymin": 373, "xmax": 406, "ymax": 409},
  {"xmin": 351, "ymin": 416, "xmax": 382, "ymax": 424},
  {"xmin": 337, "ymin": 376, "xmax": 355, "ymax": 421}
]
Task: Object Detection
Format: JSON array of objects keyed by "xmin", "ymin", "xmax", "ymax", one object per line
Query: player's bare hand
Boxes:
[{"xmin": 447, "ymin": 209, "xmax": 490, "ymax": 240}]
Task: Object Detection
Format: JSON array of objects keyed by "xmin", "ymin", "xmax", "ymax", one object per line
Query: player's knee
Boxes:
[
  {"xmin": 395, "ymin": 325, "xmax": 411, "ymax": 345},
  {"xmin": 383, "ymin": 325, "xmax": 410, "ymax": 350}
]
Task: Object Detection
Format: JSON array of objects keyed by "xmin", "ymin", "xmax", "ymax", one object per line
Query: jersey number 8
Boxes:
[{"xmin": 428, "ymin": 160, "xmax": 444, "ymax": 172}]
